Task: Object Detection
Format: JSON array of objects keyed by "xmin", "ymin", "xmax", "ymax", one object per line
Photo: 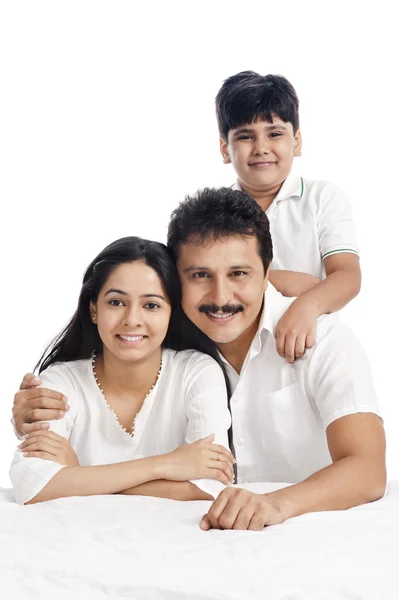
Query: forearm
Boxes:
[
  {"xmin": 268, "ymin": 270, "xmax": 321, "ymax": 297},
  {"xmin": 120, "ymin": 480, "xmax": 213, "ymax": 501},
  {"xmin": 300, "ymin": 269, "xmax": 361, "ymax": 316},
  {"xmin": 267, "ymin": 455, "xmax": 386, "ymax": 522},
  {"xmin": 26, "ymin": 456, "xmax": 164, "ymax": 504}
]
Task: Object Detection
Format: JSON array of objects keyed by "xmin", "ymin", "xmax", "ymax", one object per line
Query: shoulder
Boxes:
[
  {"xmin": 302, "ymin": 178, "xmax": 350, "ymax": 211},
  {"xmin": 163, "ymin": 348, "xmax": 223, "ymax": 375},
  {"xmin": 39, "ymin": 359, "xmax": 92, "ymax": 392},
  {"xmin": 304, "ymin": 313, "xmax": 363, "ymax": 366}
]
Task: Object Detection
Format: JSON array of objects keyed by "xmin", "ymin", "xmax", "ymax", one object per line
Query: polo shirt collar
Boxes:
[{"xmin": 234, "ymin": 174, "xmax": 304, "ymax": 203}]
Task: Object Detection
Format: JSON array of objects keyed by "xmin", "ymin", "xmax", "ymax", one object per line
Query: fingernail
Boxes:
[
  {"xmin": 59, "ymin": 411, "xmax": 65, "ymax": 417},
  {"xmin": 32, "ymin": 377, "xmax": 40, "ymax": 383},
  {"xmin": 65, "ymin": 403, "xmax": 70, "ymax": 411},
  {"xmin": 62, "ymin": 396, "xmax": 68, "ymax": 402}
]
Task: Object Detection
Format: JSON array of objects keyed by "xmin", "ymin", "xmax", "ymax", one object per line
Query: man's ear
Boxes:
[
  {"xmin": 89, "ymin": 300, "xmax": 97, "ymax": 323},
  {"xmin": 294, "ymin": 128, "xmax": 302, "ymax": 157},
  {"xmin": 220, "ymin": 137, "xmax": 231, "ymax": 164}
]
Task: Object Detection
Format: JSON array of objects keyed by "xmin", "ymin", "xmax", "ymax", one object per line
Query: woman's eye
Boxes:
[
  {"xmin": 145, "ymin": 303, "xmax": 160, "ymax": 310},
  {"xmin": 109, "ymin": 299, "xmax": 124, "ymax": 307}
]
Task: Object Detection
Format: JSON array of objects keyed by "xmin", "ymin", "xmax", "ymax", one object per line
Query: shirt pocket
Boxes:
[{"xmin": 260, "ymin": 382, "xmax": 316, "ymax": 456}]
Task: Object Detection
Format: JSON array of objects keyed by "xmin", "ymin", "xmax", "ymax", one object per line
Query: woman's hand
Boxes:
[
  {"xmin": 18, "ymin": 431, "xmax": 80, "ymax": 467},
  {"xmin": 158, "ymin": 434, "xmax": 235, "ymax": 485}
]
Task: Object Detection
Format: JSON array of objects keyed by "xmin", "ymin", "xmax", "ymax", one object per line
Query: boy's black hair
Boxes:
[
  {"xmin": 216, "ymin": 70, "xmax": 299, "ymax": 141},
  {"xmin": 167, "ymin": 187, "xmax": 273, "ymax": 273}
]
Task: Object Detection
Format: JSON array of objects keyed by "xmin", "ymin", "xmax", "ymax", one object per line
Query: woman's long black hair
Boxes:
[{"xmin": 36, "ymin": 236, "xmax": 231, "ymax": 402}]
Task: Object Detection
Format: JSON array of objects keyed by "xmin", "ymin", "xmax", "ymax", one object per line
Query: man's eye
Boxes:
[
  {"xmin": 145, "ymin": 303, "xmax": 160, "ymax": 310},
  {"xmin": 192, "ymin": 272, "xmax": 209, "ymax": 279},
  {"xmin": 109, "ymin": 299, "xmax": 124, "ymax": 306},
  {"xmin": 231, "ymin": 271, "xmax": 246, "ymax": 277}
]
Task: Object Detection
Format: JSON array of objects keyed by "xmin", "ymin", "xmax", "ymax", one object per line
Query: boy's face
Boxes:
[
  {"xmin": 177, "ymin": 234, "xmax": 268, "ymax": 349},
  {"xmin": 220, "ymin": 116, "xmax": 302, "ymax": 192}
]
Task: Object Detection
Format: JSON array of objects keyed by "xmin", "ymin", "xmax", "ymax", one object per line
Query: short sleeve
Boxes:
[
  {"xmin": 183, "ymin": 353, "xmax": 232, "ymax": 499},
  {"xmin": 316, "ymin": 182, "xmax": 359, "ymax": 261},
  {"xmin": 306, "ymin": 318, "xmax": 381, "ymax": 429},
  {"xmin": 9, "ymin": 364, "xmax": 78, "ymax": 505}
]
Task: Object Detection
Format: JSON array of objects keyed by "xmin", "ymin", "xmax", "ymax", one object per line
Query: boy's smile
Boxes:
[{"xmin": 220, "ymin": 116, "xmax": 302, "ymax": 198}]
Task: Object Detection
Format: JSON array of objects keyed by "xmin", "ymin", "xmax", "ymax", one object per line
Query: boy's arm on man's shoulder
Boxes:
[
  {"xmin": 275, "ymin": 253, "xmax": 361, "ymax": 363},
  {"xmin": 268, "ymin": 270, "xmax": 321, "ymax": 297}
]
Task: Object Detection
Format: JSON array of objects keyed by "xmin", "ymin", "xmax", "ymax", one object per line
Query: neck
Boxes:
[
  {"xmin": 216, "ymin": 314, "xmax": 261, "ymax": 374},
  {"xmin": 95, "ymin": 348, "xmax": 162, "ymax": 396},
  {"xmin": 239, "ymin": 180, "xmax": 282, "ymax": 211}
]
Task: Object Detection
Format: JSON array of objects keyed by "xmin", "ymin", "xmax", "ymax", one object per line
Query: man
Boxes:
[{"xmin": 12, "ymin": 188, "xmax": 386, "ymax": 530}]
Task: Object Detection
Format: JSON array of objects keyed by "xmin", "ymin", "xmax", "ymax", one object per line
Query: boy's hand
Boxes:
[
  {"xmin": 276, "ymin": 297, "xmax": 318, "ymax": 363},
  {"xmin": 18, "ymin": 430, "xmax": 79, "ymax": 466},
  {"xmin": 13, "ymin": 373, "xmax": 69, "ymax": 437}
]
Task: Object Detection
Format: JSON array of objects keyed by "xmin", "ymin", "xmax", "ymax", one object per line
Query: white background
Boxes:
[{"xmin": 0, "ymin": 1, "xmax": 397, "ymax": 487}]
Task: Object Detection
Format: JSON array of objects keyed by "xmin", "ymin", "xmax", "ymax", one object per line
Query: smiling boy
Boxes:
[{"xmin": 216, "ymin": 71, "xmax": 361, "ymax": 363}]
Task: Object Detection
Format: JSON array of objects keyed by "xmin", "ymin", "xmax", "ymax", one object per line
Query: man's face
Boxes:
[
  {"xmin": 220, "ymin": 116, "xmax": 302, "ymax": 192},
  {"xmin": 177, "ymin": 235, "xmax": 268, "ymax": 348}
]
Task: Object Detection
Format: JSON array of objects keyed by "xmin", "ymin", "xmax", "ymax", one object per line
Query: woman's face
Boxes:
[{"xmin": 90, "ymin": 261, "xmax": 171, "ymax": 364}]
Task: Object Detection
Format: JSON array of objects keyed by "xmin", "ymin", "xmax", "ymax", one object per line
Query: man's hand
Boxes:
[
  {"xmin": 276, "ymin": 297, "xmax": 318, "ymax": 363},
  {"xmin": 13, "ymin": 373, "xmax": 69, "ymax": 437},
  {"xmin": 200, "ymin": 487, "xmax": 284, "ymax": 531},
  {"xmin": 18, "ymin": 430, "xmax": 79, "ymax": 466}
]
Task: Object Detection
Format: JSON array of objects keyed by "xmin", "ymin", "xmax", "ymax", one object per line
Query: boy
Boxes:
[{"xmin": 216, "ymin": 71, "xmax": 361, "ymax": 362}]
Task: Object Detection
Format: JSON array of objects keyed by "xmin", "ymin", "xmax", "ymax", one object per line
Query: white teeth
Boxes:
[
  {"xmin": 208, "ymin": 312, "xmax": 234, "ymax": 320},
  {"xmin": 119, "ymin": 335, "xmax": 144, "ymax": 341}
]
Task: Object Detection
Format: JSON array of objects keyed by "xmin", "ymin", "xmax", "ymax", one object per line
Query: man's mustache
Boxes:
[{"xmin": 199, "ymin": 303, "xmax": 244, "ymax": 315}]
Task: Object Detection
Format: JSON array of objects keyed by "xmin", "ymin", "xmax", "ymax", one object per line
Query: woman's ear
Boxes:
[{"xmin": 89, "ymin": 300, "xmax": 97, "ymax": 323}]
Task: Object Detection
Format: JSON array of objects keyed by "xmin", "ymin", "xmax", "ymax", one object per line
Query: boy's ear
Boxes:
[
  {"xmin": 294, "ymin": 129, "xmax": 302, "ymax": 157},
  {"xmin": 219, "ymin": 137, "xmax": 231, "ymax": 164}
]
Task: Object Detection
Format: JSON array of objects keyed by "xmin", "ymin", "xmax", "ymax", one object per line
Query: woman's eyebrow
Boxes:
[{"xmin": 104, "ymin": 288, "xmax": 128, "ymax": 296}]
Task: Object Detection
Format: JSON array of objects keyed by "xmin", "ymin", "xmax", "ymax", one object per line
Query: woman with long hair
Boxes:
[{"xmin": 10, "ymin": 236, "xmax": 234, "ymax": 505}]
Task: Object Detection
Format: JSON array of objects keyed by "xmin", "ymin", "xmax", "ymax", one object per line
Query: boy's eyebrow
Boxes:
[
  {"xmin": 233, "ymin": 123, "xmax": 287, "ymax": 136},
  {"xmin": 104, "ymin": 289, "xmax": 165, "ymax": 300}
]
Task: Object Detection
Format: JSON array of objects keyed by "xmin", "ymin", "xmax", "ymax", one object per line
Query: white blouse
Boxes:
[{"xmin": 10, "ymin": 349, "xmax": 232, "ymax": 504}]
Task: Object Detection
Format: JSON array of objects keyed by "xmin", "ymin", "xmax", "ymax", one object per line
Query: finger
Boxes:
[
  {"xmin": 305, "ymin": 330, "xmax": 316, "ymax": 349},
  {"xmin": 22, "ymin": 451, "xmax": 57, "ymax": 461},
  {"xmin": 207, "ymin": 490, "xmax": 231, "ymax": 529},
  {"xmin": 23, "ymin": 430, "xmax": 66, "ymax": 443},
  {"xmin": 209, "ymin": 459, "xmax": 234, "ymax": 482},
  {"xmin": 21, "ymin": 440, "xmax": 60, "ymax": 455},
  {"xmin": 276, "ymin": 330, "xmax": 286, "ymax": 357},
  {"xmin": 19, "ymin": 433, "xmax": 62, "ymax": 450},
  {"xmin": 20, "ymin": 373, "xmax": 41, "ymax": 390},
  {"xmin": 284, "ymin": 334, "xmax": 297, "ymax": 364},
  {"xmin": 210, "ymin": 444, "xmax": 236, "ymax": 463},
  {"xmin": 23, "ymin": 408, "xmax": 67, "ymax": 423},
  {"xmin": 294, "ymin": 333, "xmax": 307, "ymax": 358},
  {"xmin": 198, "ymin": 434, "xmax": 215, "ymax": 444},
  {"xmin": 218, "ymin": 503, "xmax": 241, "ymax": 530},
  {"xmin": 200, "ymin": 514, "xmax": 212, "ymax": 531},
  {"xmin": 207, "ymin": 468, "xmax": 230, "ymax": 487},
  {"xmin": 23, "ymin": 393, "xmax": 69, "ymax": 412},
  {"xmin": 248, "ymin": 513, "xmax": 267, "ymax": 531},
  {"xmin": 232, "ymin": 507, "xmax": 253, "ymax": 530},
  {"xmin": 20, "ymin": 422, "xmax": 50, "ymax": 436}
]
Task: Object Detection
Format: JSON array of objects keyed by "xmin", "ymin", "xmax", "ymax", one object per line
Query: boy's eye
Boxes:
[
  {"xmin": 269, "ymin": 132, "xmax": 282, "ymax": 138},
  {"xmin": 237, "ymin": 134, "xmax": 252, "ymax": 141},
  {"xmin": 145, "ymin": 302, "xmax": 160, "ymax": 310},
  {"xmin": 109, "ymin": 299, "xmax": 124, "ymax": 307}
]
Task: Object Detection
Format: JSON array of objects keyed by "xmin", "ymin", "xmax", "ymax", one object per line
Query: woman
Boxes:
[{"xmin": 10, "ymin": 236, "xmax": 234, "ymax": 505}]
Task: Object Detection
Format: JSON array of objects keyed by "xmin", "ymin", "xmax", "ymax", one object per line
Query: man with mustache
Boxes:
[{"xmin": 12, "ymin": 188, "xmax": 386, "ymax": 530}]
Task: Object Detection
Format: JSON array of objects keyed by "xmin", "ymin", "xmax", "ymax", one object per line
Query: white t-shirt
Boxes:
[
  {"xmin": 10, "ymin": 349, "xmax": 231, "ymax": 505},
  {"xmin": 225, "ymin": 284, "xmax": 381, "ymax": 484},
  {"xmin": 233, "ymin": 175, "xmax": 359, "ymax": 278}
]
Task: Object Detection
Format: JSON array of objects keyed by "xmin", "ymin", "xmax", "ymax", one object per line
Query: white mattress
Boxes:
[{"xmin": 1, "ymin": 481, "xmax": 399, "ymax": 600}]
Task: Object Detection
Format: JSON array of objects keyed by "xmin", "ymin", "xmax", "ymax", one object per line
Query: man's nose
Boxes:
[{"xmin": 209, "ymin": 277, "xmax": 233, "ymax": 308}]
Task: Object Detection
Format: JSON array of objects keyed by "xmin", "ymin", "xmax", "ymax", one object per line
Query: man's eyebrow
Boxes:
[
  {"xmin": 183, "ymin": 265, "xmax": 253, "ymax": 273},
  {"xmin": 104, "ymin": 289, "xmax": 165, "ymax": 300}
]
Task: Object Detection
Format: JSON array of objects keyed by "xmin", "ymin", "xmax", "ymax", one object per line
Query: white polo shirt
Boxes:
[
  {"xmin": 223, "ymin": 284, "xmax": 380, "ymax": 484},
  {"xmin": 233, "ymin": 175, "xmax": 359, "ymax": 278}
]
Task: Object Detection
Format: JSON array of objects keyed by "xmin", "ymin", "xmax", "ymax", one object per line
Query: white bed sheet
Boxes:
[{"xmin": 1, "ymin": 481, "xmax": 399, "ymax": 600}]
